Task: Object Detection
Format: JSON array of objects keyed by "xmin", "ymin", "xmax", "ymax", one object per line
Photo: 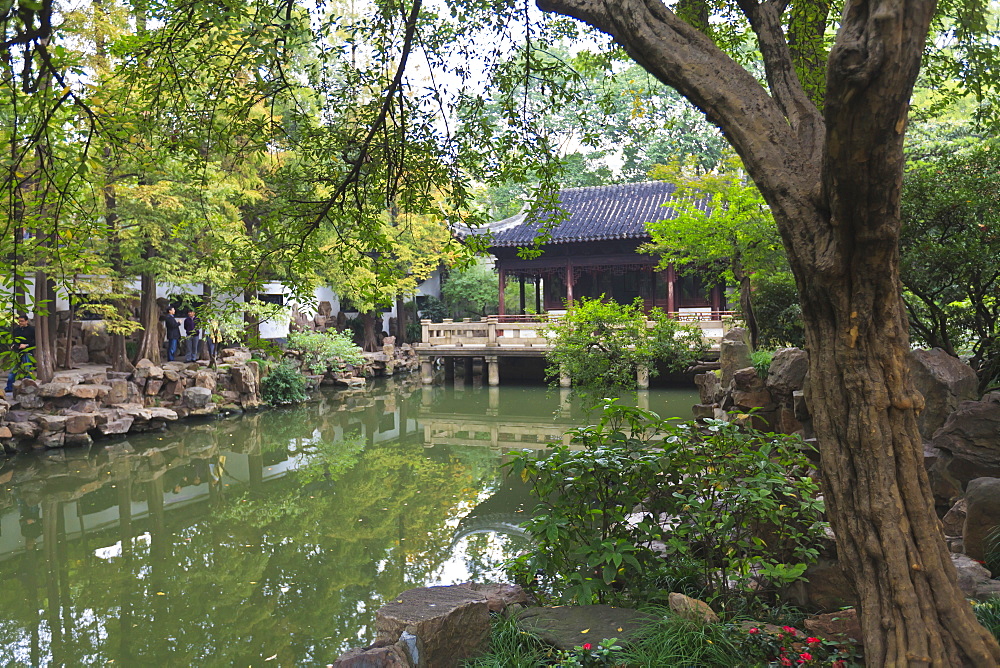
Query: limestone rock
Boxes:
[
  {"xmin": 803, "ymin": 608, "xmax": 862, "ymax": 646},
  {"xmin": 194, "ymin": 370, "xmax": 217, "ymax": 391},
  {"xmin": 719, "ymin": 328, "xmax": 751, "ymax": 389},
  {"xmin": 668, "ymin": 592, "xmax": 719, "ymax": 624},
  {"xmin": 950, "ymin": 553, "xmax": 999, "ymax": 599},
  {"xmin": 38, "ymin": 383, "xmax": 73, "ymax": 398},
  {"xmin": 766, "ymin": 347, "xmax": 809, "ymax": 397},
  {"xmin": 963, "ymin": 477, "xmax": 1000, "ymax": 562},
  {"xmin": 694, "ymin": 370, "xmax": 723, "ymax": 405},
  {"xmin": 516, "ymin": 604, "xmax": 653, "ymax": 652},
  {"xmin": 909, "ymin": 348, "xmax": 979, "ymax": 439},
  {"xmin": 941, "ymin": 497, "xmax": 967, "ymax": 537},
  {"xmin": 98, "ymin": 415, "xmax": 135, "ymax": 435},
  {"xmin": 456, "ymin": 583, "xmax": 530, "ymax": 614},
  {"xmin": 36, "ymin": 415, "xmax": 68, "ymax": 431},
  {"xmin": 333, "ymin": 642, "xmax": 410, "ymax": 667},
  {"xmin": 375, "ymin": 586, "xmax": 489, "ymax": 668},
  {"xmin": 39, "ymin": 431, "xmax": 65, "ymax": 448},
  {"xmin": 184, "ymin": 387, "xmax": 213, "ymax": 409},
  {"xmin": 64, "ymin": 413, "xmax": 97, "ymax": 435},
  {"xmin": 70, "ymin": 384, "xmax": 110, "ymax": 400},
  {"xmin": 929, "ymin": 394, "xmax": 1000, "ymax": 490},
  {"xmin": 7, "ymin": 421, "xmax": 39, "ymax": 439}
]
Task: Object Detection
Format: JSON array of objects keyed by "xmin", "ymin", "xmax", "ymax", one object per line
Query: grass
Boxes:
[
  {"xmin": 617, "ymin": 610, "xmax": 748, "ymax": 668},
  {"xmin": 462, "ymin": 614, "xmax": 556, "ymax": 668},
  {"xmin": 974, "ymin": 599, "xmax": 1000, "ymax": 642}
]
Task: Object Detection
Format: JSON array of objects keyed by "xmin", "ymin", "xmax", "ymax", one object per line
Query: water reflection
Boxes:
[{"xmin": 0, "ymin": 378, "xmax": 697, "ymax": 666}]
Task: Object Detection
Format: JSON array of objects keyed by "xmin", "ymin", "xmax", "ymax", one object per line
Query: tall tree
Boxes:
[
  {"xmin": 643, "ymin": 156, "xmax": 785, "ymax": 349},
  {"xmin": 532, "ymin": 0, "xmax": 1000, "ymax": 662}
]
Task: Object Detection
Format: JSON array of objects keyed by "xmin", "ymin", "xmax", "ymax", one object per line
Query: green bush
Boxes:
[
  {"xmin": 753, "ymin": 271, "xmax": 805, "ymax": 348},
  {"xmin": 287, "ymin": 330, "xmax": 364, "ymax": 374},
  {"xmin": 261, "ymin": 360, "xmax": 309, "ymax": 405},
  {"xmin": 506, "ymin": 403, "xmax": 826, "ymax": 611},
  {"xmin": 544, "ymin": 297, "xmax": 706, "ymax": 402},
  {"xmin": 750, "ymin": 348, "xmax": 774, "ymax": 379}
]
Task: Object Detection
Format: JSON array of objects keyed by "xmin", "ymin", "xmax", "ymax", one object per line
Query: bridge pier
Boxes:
[{"xmin": 486, "ymin": 356, "xmax": 499, "ymax": 387}]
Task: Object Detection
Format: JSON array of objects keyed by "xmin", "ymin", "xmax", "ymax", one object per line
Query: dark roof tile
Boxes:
[{"xmin": 488, "ymin": 181, "xmax": 702, "ymax": 247}]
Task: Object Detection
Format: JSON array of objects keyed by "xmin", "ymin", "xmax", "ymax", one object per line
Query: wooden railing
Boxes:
[{"xmin": 418, "ymin": 312, "xmax": 735, "ymax": 349}]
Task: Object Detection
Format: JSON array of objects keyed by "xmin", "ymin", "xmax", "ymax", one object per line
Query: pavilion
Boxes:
[{"xmin": 487, "ymin": 181, "xmax": 727, "ymax": 317}]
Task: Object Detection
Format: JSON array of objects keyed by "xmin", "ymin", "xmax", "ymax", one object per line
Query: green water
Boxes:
[{"xmin": 0, "ymin": 378, "xmax": 697, "ymax": 666}]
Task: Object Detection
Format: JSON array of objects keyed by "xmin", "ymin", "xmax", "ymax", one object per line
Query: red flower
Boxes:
[
  {"xmin": 780, "ymin": 658, "xmax": 793, "ymax": 666},
  {"xmin": 782, "ymin": 626, "xmax": 797, "ymax": 634},
  {"xmin": 798, "ymin": 652, "xmax": 813, "ymax": 662},
  {"xmin": 806, "ymin": 637, "xmax": 820, "ymax": 645},
  {"xmin": 748, "ymin": 627, "xmax": 760, "ymax": 634},
  {"xmin": 832, "ymin": 661, "xmax": 846, "ymax": 668},
  {"xmin": 582, "ymin": 643, "xmax": 592, "ymax": 650}
]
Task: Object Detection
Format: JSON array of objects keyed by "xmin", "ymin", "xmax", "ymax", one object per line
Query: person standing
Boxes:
[
  {"xmin": 162, "ymin": 307, "xmax": 182, "ymax": 361},
  {"xmin": 5, "ymin": 314, "xmax": 35, "ymax": 393},
  {"xmin": 183, "ymin": 309, "xmax": 202, "ymax": 362}
]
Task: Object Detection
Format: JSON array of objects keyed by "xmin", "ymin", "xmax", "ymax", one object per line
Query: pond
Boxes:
[{"xmin": 0, "ymin": 377, "xmax": 698, "ymax": 666}]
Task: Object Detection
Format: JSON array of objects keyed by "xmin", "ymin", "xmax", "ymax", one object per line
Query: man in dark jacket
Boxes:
[
  {"xmin": 5, "ymin": 314, "xmax": 35, "ymax": 393},
  {"xmin": 183, "ymin": 309, "xmax": 202, "ymax": 362},
  {"xmin": 162, "ymin": 307, "xmax": 182, "ymax": 361}
]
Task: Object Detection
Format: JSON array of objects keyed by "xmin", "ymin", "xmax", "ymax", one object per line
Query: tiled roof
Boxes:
[{"xmin": 488, "ymin": 181, "xmax": 705, "ymax": 247}]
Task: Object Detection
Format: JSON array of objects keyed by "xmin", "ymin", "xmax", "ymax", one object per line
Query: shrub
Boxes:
[
  {"xmin": 544, "ymin": 297, "xmax": 706, "ymax": 403},
  {"xmin": 506, "ymin": 402, "xmax": 826, "ymax": 611},
  {"xmin": 261, "ymin": 360, "xmax": 309, "ymax": 405},
  {"xmin": 750, "ymin": 348, "xmax": 775, "ymax": 379},
  {"xmin": 287, "ymin": 330, "xmax": 364, "ymax": 374},
  {"xmin": 753, "ymin": 271, "xmax": 805, "ymax": 348}
]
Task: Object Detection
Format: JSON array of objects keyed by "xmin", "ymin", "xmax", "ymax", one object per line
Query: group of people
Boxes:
[
  {"xmin": 161, "ymin": 307, "xmax": 217, "ymax": 362},
  {"xmin": 4, "ymin": 306, "xmax": 220, "ymax": 396}
]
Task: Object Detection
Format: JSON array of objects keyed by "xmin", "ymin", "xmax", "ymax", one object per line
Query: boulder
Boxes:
[
  {"xmin": 731, "ymin": 367, "xmax": 775, "ymax": 411},
  {"xmin": 950, "ymin": 553, "xmax": 1000, "ymax": 599},
  {"xmin": 38, "ymin": 383, "xmax": 73, "ymax": 398},
  {"xmin": 7, "ymin": 420, "xmax": 39, "ymax": 439},
  {"xmin": 375, "ymin": 586, "xmax": 489, "ymax": 668},
  {"xmin": 64, "ymin": 413, "xmax": 97, "ymax": 435},
  {"xmin": 38, "ymin": 431, "xmax": 65, "ymax": 448},
  {"xmin": 694, "ymin": 370, "xmax": 724, "ymax": 405},
  {"xmin": 184, "ymin": 387, "xmax": 213, "ymax": 409},
  {"xmin": 70, "ymin": 384, "xmax": 110, "ymax": 400},
  {"xmin": 766, "ymin": 347, "xmax": 809, "ymax": 398},
  {"xmin": 516, "ymin": 604, "xmax": 653, "ymax": 652},
  {"xmin": 963, "ymin": 477, "xmax": 1000, "ymax": 562},
  {"xmin": 803, "ymin": 608, "xmax": 862, "ymax": 646},
  {"xmin": 941, "ymin": 497, "xmax": 967, "ymax": 537},
  {"xmin": 98, "ymin": 415, "xmax": 135, "ymax": 435},
  {"xmin": 36, "ymin": 415, "xmax": 68, "ymax": 431},
  {"xmin": 106, "ymin": 379, "xmax": 130, "ymax": 404},
  {"xmin": 194, "ymin": 370, "xmax": 217, "ymax": 391},
  {"xmin": 145, "ymin": 379, "xmax": 164, "ymax": 396},
  {"xmin": 456, "ymin": 583, "xmax": 530, "ymax": 614},
  {"xmin": 333, "ymin": 642, "xmax": 410, "ymax": 667},
  {"xmin": 668, "ymin": 592, "xmax": 718, "ymax": 624},
  {"xmin": 909, "ymin": 348, "xmax": 979, "ymax": 439},
  {"xmin": 929, "ymin": 394, "xmax": 1000, "ymax": 490},
  {"xmin": 719, "ymin": 328, "xmax": 752, "ymax": 389}
]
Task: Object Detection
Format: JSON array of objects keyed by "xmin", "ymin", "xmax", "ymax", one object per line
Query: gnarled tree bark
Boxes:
[{"xmin": 536, "ymin": 0, "xmax": 1000, "ymax": 663}]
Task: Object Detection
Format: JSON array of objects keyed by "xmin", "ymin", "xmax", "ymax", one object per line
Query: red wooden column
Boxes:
[
  {"xmin": 498, "ymin": 267, "xmax": 507, "ymax": 316},
  {"xmin": 565, "ymin": 261, "xmax": 574, "ymax": 306},
  {"xmin": 666, "ymin": 265, "xmax": 676, "ymax": 314}
]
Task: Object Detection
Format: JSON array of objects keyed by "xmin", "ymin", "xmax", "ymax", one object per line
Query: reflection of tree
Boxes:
[{"xmin": 0, "ymin": 380, "xmax": 535, "ymax": 665}]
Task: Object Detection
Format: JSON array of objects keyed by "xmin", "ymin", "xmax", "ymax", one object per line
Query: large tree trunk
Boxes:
[
  {"xmin": 537, "ymin": 0, "xmax": 1000, "ymax": 663},
  {"xmin": 32, "ymin": 272, "xmax": 56, "ymax": 382},
  {"xmin": 133, "ymin": 273, "xmax": 161, "ymax": 364}
]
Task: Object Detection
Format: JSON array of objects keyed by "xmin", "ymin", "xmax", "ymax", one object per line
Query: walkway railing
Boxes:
[{"xmin": 418, "ymin": 312, "xmax": 735, "ymax": 349}]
